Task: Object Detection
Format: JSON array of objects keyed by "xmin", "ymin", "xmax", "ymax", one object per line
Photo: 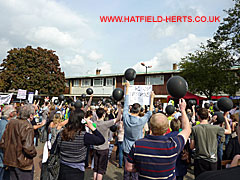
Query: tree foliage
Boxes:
[
  {"xmin": 213, "ymin": 0, "xmax": 240, "ymax": 65},
  {"xmin": 0, "ymin": 46, "xmax": 66, "ymax": 95},
  {"xmin": 179, "ymin": 0, "xmax": 240, "ymax": 99},
  {"xmin": 179, "ymin": 43, "xmax": 239, "ymax": 99}
]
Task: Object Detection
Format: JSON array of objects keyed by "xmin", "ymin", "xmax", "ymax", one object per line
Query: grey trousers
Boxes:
[
  {"xmin": 123, "ymin": 152, "xmax": 138, "ymax": 180},
  {"xmin": 9, "ymin": 166, "xmax": 34, "ymax": 180}
]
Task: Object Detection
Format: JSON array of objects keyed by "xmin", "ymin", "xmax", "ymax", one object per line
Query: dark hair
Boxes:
[
  {"xmin": 130, "ymin": 103, "xmax": 141, "ymax": 114},
  {"xmin": 61, "ymin": 109, "xmax": 85, "ymax": 141},
  {"xmin": 197, "ymin": 108, "xmax": 209, "ymax": 120},
  {"xmin": 170, "ymin": 119, "xmax": 181, "ymax": 132},
  {"xmin": 96, "ymin": 108, "xmax": 105, "ymax": 119},
  {"xmin": 85, "ymin": 110, "xmax": 93, "ymax": 118}
]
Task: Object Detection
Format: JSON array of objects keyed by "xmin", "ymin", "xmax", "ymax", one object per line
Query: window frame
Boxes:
[
  {"xmin": 93, "ymin": 78, "xmax": 104, "ymax": 87},
  {"xmin": 73, "ymin": 79, "xmax": 79, "ymax": 87},
  {"xmin": 145, "ymin": 75, "xmax": 164, "ymax": 85},
  {"xmin": 81, "ymin": 79, "xmax": 91, "ymax": 87}
]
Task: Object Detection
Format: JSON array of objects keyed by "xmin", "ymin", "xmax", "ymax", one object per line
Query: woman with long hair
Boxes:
[
  {"xmin": 53, "ymin": 109, "xmax": 105, "ymax": 180},
  {"xmin": 49, "ymin": 112, "xmax": 68, "ymax": 145}
]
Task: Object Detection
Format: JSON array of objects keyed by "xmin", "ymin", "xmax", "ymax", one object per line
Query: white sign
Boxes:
[
  {"xmin": 17, "ymin": 89, "xmax": 27, "ymax": 99},
  {"xmin": 28, "ymin": 92, "xmax": 34, "ymax": 104},
  {"xmin": 128, "ymin": 85, "xmax": 152, "ymax": 105},
  {"xmin": 52, "ymin": 97, "xmax": 58, "ymax": 102},
  {"xmin": 0, "ymin": 93, "xmax": 13, "ymax": 105}
]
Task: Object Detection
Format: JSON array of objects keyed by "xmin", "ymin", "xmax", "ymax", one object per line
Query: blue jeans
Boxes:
[
  {"xmin": 225, "ymin": 134, "xmax": 231, "ymax": 146},
  {"xmin": 0, "ymin": 167, "xmax": 9, "ymax": 180},
  {"xmin": 108, "ymin": 144, "xmax": 114, "ymax": 159},
  {"xmin": 118, "ymin": 142, "xmax": 123, "ymax": 167},
  {"xmin": 0, "ymin": 167, "xmax": 4, "ymax": 180}
]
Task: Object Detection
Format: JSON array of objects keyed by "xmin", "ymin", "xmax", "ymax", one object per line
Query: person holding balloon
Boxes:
[{"xmin": 122, "ymin": 80, "xmax": 155, "ymax": 180}]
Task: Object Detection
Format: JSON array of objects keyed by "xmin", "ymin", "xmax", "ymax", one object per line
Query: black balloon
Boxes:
[
  {"xmin": 70, "ymin": 102, "xmax": 75, "ymax": 107},
  {"xmin": 86, "ymin": 88, "xmax": 93, "ymax": 95},
  {"xmin": 217, "ymin": 97, "xmax": 233, "ymax": 112},
  {"xmin": 54, "ymin": 99, "xmax": 59, "ymax": 105},
  {"xmin": 74, "ymin": 100, "xmax": 82, "ymax": 108},
  {"xmin": 165, "ymin": 105, "xmax": 175, "ymax": 115},
  {"xmin": 58, "ymin": 94, "xmax": 65, "ymax": 101},
  {"xmin": 112, "ymin": 88, "xmax": 124, "ymax": 101},
  {"xmin": 188, "ymin": 99, "xmax": 197, "ymax": 106},
  {"xmin": 81, "ymin": 94, "xmax": 86, "ymax": 99},
  {"xmin": 166, "ymin": 76, "xmax": 188, "ymax": 98},
  {"xmin": 124, "ymin": 68, "xmax": 136, "ymax": 81},
  {"xmin": 204, "ymin": 103, "xmax": 210, "ymax": 109},
  {"xmin": 213, "ymin": 112, "xmax": 225, "ymax": 124},
  {"xmin": 110, "ymin": 125, "xmax": 117, "ymax": 132}
]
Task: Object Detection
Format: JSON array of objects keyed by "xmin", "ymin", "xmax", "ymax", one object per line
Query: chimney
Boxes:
[
  {"xmin": 173, "ymin": 63, "xmax": 177, "ymax": 70},
  {"xmin": 96, "ymin": 69, "xmax": 101, "ymax": 75}
]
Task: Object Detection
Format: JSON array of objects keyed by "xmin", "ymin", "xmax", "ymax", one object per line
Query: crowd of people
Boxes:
[{"xmin": 0, "ymin": 81, "xmax": 239, "ymax": 180}]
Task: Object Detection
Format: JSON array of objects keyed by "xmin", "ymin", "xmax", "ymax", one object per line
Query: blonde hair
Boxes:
[
  {"xmin": 53, "ymin": 113, "xmax": 62, "ymax": 125},
  {"xmin": 150, "ymin": 113, "xmax": 169, "ymax": 136}
]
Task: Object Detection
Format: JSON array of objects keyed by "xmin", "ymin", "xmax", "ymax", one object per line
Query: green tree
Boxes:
[
  {"xmin": 213, "ymin": 0, "xmax": 240, "ymax": 66},
  {"xmin": 179, "ymin": 43, "xmax": 239, "ymax": 99},
  {"xmin": 0, "ymin": 46, "xmax": 66, "ymax": 95}
]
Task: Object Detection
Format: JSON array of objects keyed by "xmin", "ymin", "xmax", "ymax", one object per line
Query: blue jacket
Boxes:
[
  {"xmin": 122, "ymin": 95, "xmax": 152, "ymax": 154},
  {"xmin": 0, "ymin": 118, "xmax": 8, "ymax": 167}
]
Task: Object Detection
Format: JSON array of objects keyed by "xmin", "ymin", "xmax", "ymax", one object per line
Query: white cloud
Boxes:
[
  {"xmin": 0, "ymin": 0, "xmax": 95, "ymax": 76},
  {"xmin": 0, "ymin": 39, "xmax": 12, "ymax": 60},
  {"xmin": 133, "ymin": 34, "xmax": 209, "ymax": 72},
  {"xmin": 152, "ymin": 7, "xmax": 203, "ymax": 39},
  {"xmin": 26, "ymin": 26, "xmax": 80, "ymax": 48},
  {"xmin": 98, "ymin": 61, "xmax": 112, "ymax": 74},
  {"xmin": 65, "ymin": 55, "xmax": 85, "ymax": 66},
  {"xmin": 88, "ymin": 51, "xmax": 103, "ymax": 61}
]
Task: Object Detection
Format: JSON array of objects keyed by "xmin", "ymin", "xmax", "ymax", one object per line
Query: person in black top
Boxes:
[{"xmin": 54, "ymin": 109, "xmax": 105, "ymax": 180}]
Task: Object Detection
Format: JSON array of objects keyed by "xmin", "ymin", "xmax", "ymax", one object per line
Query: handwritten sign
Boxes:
[
  {"xmin": 17, "ymin": 89, "xmax": 27, "ymax": 99},
  {"xmin": 128, "ymin": 85, "xmax": 152, "ymax": 105},
  {"xmin": 0, "ymin": 93, "xmax": 13, "ymax": 105},
  {"xmin": 28, "ymin": 92, "xmax": 34, "ymax": 104}
]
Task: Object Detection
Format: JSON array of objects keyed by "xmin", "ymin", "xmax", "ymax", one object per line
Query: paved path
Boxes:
[{"xmin": 34, "ymin": 142, "xmax": 194, "ymax": 180}]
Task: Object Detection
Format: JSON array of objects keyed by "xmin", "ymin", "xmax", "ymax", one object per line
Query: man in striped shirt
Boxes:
[{"xmin": 126, "ymin": 98, "xmax": 191, "ymax": 180}]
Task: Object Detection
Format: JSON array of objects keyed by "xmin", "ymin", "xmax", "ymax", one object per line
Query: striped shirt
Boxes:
[{"xmin": 127, "ymin": 134, "xmax": 185, "ymax": 180}]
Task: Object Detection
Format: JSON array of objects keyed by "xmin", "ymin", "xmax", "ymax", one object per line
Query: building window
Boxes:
[
  {"xmin": 122, "ymin": 77, "xmax": 134, "ymax": 85},
  {"xmin": 65, "ymin": 81, "xmax": 69, "ymax": 87},
  {"xmin": 81, "ymin": 79, "xmax": 91, "ymax": 87},
  {"xmin": 94, "ymin": 78, "xmax": 103, "ymax": 86},
  {"xmin": 106, "ymin": 78, "xmax": 113, "ymax": 86},
  {"xmin": 73, "ymin": 79, "xmax": 79, "ymax": 87},
  {"xmin": 146, "ymin": 75, "xmax": 164, "ymax": 85}
]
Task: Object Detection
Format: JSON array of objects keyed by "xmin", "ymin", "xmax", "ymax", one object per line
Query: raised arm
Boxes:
[
  {"xmin": 149, "ymin": 91, "xmax": 155, "ymax": 112},
  {"xmin": 178, "ymin": 98, "xmax": 191, "ymax": 144},
  {"xmin": 123, "ymin": 81, "xmax": 130, "ymax": 118},
  {"xmin": 84, "ymin": 118, "xmax": 105, "ymax": 145},
  {"xmin": 114, "ymin": 102, "xmax": 122, "ymax": 124},
  {"xmin": 83, "ymin": 94, "xmax": 93, "ymax": 113},
  {"xmin": 191, "ymin": 105, "xmax": 196, "ymax": 124},
  {"xmin": 224, "ymin": 112, "xmax": 231, "ymax": 135}
]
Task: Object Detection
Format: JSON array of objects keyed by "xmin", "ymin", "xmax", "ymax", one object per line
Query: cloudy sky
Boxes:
[{"xmin": 0, "ymin": 0, "xmax": 234, "ymax": 77}]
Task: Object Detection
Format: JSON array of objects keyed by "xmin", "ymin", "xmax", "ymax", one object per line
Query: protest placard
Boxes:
[
  {"xmin": 0, "ymin": 94, "xmax": 13, "ymax": 105},
  {"xmin": 128, "ymin": 85, "xmax": 152, "ymax": 105},
  {"xmin": 17, "ymin": 89, "xmax": 27, "ymax": 99},
  {"xmin": 28, "ymin": 92, "xmax": 34, "ymax": 104}
]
